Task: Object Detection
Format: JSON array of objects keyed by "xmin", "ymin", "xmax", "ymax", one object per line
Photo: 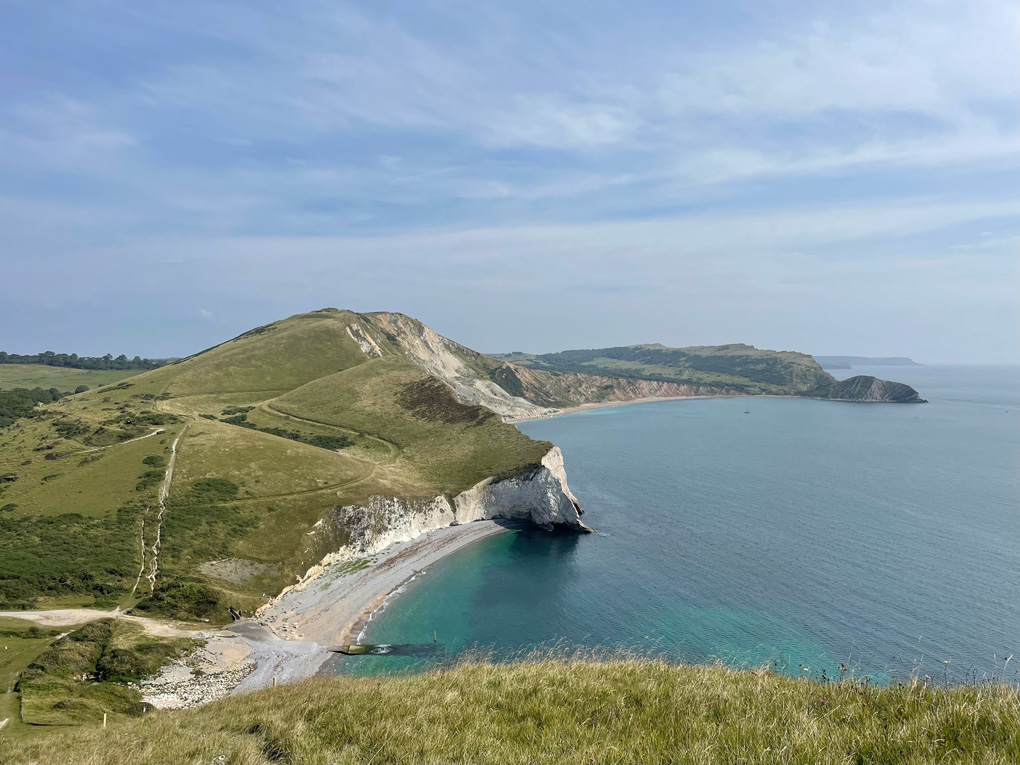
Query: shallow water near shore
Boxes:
[{"xmin": 328, "ymin": 365, "xmax": 1020, "ymax": 682}]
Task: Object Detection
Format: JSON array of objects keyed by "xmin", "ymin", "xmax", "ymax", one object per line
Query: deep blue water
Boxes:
[{"xmin": 332, "ymin": 365, "xmax": 1020, "ymax": 683}]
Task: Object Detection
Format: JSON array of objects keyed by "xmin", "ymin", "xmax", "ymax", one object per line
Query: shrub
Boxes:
[{"xmin": 135, "ymin": 578, "xmax": 224, "ymax": 621}]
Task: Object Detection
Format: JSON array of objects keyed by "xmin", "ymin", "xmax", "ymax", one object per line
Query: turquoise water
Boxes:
[{"xmin": 331, "ymin": 365, "xmax": 1020, "ymax": 683}]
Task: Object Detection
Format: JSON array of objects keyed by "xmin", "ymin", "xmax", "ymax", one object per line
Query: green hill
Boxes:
[
  {"xmin": 1, "ymin": 657, "xmax": 1016, "ymax": 764},
  {"xmin": 0, "ymin": 309, "xmax": 558, "ymax": 620}
]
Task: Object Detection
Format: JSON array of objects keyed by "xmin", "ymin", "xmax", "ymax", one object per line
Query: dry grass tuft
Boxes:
[{"xmin": 2, "ymin": 656, "xmax": 1017, "ymax": 764}]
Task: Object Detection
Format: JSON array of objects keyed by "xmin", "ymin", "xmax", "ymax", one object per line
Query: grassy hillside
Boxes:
[
  {"xmin": 272, "ymin": 357, "xmax": 549, "ymax": 492},
  {"xmin": 0, "ymin": 365, "xmax": 143, "ymax": 391},
  {"xmin": 2, "ymin": 657, "xmax": 1016, "ymax": 764},
  {"xmin": 0, "ymin": 309, "xmax": 554, "ymax": 619}
]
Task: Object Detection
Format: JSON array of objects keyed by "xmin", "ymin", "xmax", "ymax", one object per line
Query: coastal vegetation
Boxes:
[
  {"xmin": 4, "ymin": 618, "xmax": 195, "ymax": 733},
  {"xmin": 0, "ymin": 351, "xmax": 165, "ymax": 372},
  {"xmin": 1, "ymin": 655, "xmax": 1016, "ymax": 763}
]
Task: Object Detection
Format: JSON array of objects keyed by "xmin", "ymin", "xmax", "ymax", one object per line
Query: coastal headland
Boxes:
[{"xmin": 0, "ymin": 308, "xmax": 926, "ymax": 727}]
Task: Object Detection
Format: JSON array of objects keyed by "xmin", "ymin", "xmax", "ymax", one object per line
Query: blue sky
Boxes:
[{"xmin": 1, "ymin": 0, "xmax": 1018, "ymax": 362}]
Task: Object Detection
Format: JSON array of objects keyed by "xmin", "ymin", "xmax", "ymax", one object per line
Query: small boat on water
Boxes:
[{"xmin": 744, "ymin": 408, "xmax": 751, "ymax": 414}]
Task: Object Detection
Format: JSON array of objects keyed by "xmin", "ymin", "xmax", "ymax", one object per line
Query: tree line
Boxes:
[{"xmin": 0, "ymin": 350, "xmax": 167, "ymax": 370}]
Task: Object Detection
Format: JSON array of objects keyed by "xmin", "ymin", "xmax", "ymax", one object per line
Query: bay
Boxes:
[{"xmin": 332, "ymin": 365, "xmax": 1020, "ymax": 683}]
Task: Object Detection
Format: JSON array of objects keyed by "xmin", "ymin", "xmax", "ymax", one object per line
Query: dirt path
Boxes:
[
  {"xmin": 129, "ymin": 507, "xmax": 150, "ymax": 595},
  {"xmin": 143, "ymin": 424, "xmax": 187, "ymax": 592},
  {"xmin": 264, "ymin": 404, "xmax": 401, "ymax": 462},
  {"xmin": 0, "ymin": 608, "xmax": 200, "ymax": 638},
  {"xmin": 221, "ymin": 463, "xmax": 378, "ymax": 507},
  {"xmin": 76, "ymin": 427, "xmax": 165, "ymax": 454}
]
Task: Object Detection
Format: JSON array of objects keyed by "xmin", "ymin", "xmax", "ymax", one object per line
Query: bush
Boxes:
[
  {"xmin": 135, "ymin": 578, "xmax": 224, "ymax": 621},
  {"xmin": 73, "ymin": 385, "xmax": 89, "ymax": 394}
]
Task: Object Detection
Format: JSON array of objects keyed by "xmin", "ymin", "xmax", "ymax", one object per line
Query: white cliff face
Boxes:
[
  {"xmin": 332, "ymin": 495, "xmax": 458, "ymax": 555},
  {"xmin": 453, "ymin": 446, "xmax": 584, "ymax": 531},
  {"xmin": 267, "ymin": 446, "xmax": 587, "ymax": 604},
  {"xmin": 365, "ymin": 312, "xmax": 558, "ymax": 421},
  {"xmin": 336, "ymin": 446, "xmax": 586, "ymax": 551}
]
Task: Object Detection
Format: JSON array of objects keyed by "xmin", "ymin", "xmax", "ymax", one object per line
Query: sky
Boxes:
[{"xmin": 1, "ymin": 0, "xmax": 1018, "ymax": 363}]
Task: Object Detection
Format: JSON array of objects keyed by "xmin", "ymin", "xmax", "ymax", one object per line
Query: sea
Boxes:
[{"xmin": 328, "ymin": 365, "xmax": 1020, "ymax": 684}]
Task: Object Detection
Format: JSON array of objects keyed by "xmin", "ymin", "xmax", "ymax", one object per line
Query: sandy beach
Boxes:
[
  {"xmin": 220, "ymin": 519, "xmax": 514, "ymax": 695},
  {"xmin": 3, "ymin": 520, "xmax": 518, "ymax": 707},
  {"xmin": 509, "ymin": 394, "xmax": 736, "ymax": 423}
]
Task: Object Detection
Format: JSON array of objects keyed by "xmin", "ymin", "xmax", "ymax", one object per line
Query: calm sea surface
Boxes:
[{"xmin": 331, "ymin": 365, "xmax": 1020, "ymax": 682}]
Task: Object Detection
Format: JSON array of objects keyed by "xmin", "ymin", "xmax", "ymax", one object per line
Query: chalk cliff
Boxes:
[
  {"xmin": 362, "ymin": 312, "xmax": 557, "ymax": 420},
  {"xmin": 329, "ymin": 446, "xmax": 587, "ymax": 560}
]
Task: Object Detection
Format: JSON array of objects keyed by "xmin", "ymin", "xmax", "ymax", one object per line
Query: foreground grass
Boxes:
[{"xmin": 2, "ymin": 658, "xmax": 1016, "ymax": 764}]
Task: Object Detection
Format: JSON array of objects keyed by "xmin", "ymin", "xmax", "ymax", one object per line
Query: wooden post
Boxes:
[
  {"xmin": 103, "ymin": 712, "xmax": 107, "ymax": 729},
  {"xmin": 273, "ymin": 676, "xmax": 277, "ymax": 688}
]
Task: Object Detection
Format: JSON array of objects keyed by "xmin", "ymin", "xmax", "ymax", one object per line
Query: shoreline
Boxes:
[
  {"xmin": 509, "ymin": 390, "xmax": 922, "ymax": 424},
  {"xmin": 219, "ymin": 520, "xmax": 515, "ymax": 695},
  {"xmin": 509, "ymin": 394, "xmax": 745, "ymax": 423}
]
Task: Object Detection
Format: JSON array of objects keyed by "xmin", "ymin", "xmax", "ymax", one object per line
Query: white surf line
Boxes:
[
  {"xmin": 145, "ymin": 424, "xmax": 187, "ymax": 592},
  {"xmin": 78, "ymin": 428, "xmax": 165, "ymax": 454}
]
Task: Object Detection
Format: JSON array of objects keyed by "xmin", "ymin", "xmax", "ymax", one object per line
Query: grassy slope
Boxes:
[
  {"xmin": 0, "ymin": 617, "xmax": 65, "ymax": 739},
  {"xmin": 14, "ymin": 619, "xmax": 195, "ymax": 730},
  {"xmin": 0, "ymin": 365, "xmax": 143, "ymax": 392},
  {"xmin": 272, "ymin": 357, "xmax": 550, "ymax": 493},
  {"xmin": 2, "ymin": 659, "xmax": 1016, "ymax": 764},
  {"xmin": 0, "ymin": 309, "xmax": 553, "ymax": 615}
]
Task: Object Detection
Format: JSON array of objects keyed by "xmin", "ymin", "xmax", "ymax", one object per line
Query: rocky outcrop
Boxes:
[
  {"xmin": 804, "ymin": 376, "xmax": 927, "ymax": 403},
  {"xmin": 363, "ymin": 312, "xmax": 558, "ymax": 421},
  {"xmin": 453, "ymin": 446, "xmax": 584, "ymax": 530}
]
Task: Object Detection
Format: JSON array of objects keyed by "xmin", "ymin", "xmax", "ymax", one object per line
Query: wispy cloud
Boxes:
[{"xmin": 0, "ymin": 0, "xmax": 1016, "ymax": 361}]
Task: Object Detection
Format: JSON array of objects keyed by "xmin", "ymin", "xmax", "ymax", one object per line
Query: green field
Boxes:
[
  {"xmin": 1, "ymin": 656, "xmax": 1016, "ymax": 764},
  {"xmin": 0, "ymin": 366, "xmax": 143, "ymax": 392}
]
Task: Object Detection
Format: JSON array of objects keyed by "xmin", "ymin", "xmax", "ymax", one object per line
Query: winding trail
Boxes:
[
  {"xmin": 77, "ymin": 427, "xmax": 165, "ymax": 454},
  {"xmin": 143, "ymin": 424, "xmax": 187, "ymax": 592},
  {"xmin": 264, "ymin": 403, "xmax": 401, "ymax": 462},
  {"xmin": 129, "ymin": 509, "xmax": 149, "ymax": 595}
]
